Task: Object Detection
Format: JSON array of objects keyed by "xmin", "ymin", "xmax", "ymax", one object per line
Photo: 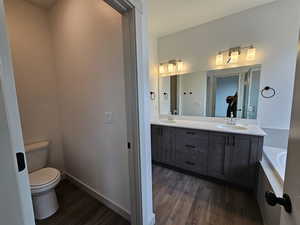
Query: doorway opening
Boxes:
[
  {"xmin": 147, "ymin": 0, "xmax": 299, "ymax": 224},
  {"xmin": 0, "ymin": 0, "xmax": 144, "ymax": 224}
]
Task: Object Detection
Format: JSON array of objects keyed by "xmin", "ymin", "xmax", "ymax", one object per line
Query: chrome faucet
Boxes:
[
  {"xmin": 168, "ymin": 109, "xmax": 178, "ymax": 121},
  {"xmin": 167, "ymin": 114, "xmax": 174, "ymax": 121},
  {"xmin": 228, "ymin": 112, "xmax": 236, "ymax": 125}
]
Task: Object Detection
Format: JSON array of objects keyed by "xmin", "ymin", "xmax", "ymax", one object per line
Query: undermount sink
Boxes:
[{"xmin": 217, "ymin": 124, "xmax": 248, "ymax": 131}]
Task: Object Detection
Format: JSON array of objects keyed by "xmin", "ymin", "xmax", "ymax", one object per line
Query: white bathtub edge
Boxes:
[
  {"xmin": 260, "ymin": 156, "xmax": 283, "ymax": 197},
  {"xmin": 257, "ymin": 164, "xmax": 281, "ymax": 225},
  {"xmin": 263, "ymin": 146, "xmax": 287, "ymax": 181}
]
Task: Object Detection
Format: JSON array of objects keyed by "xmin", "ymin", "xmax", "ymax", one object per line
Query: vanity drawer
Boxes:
[
  {"xmin": 175, "ymin": 141, "xmax": 208, "ymax": 153},
  {"xmin": 175, "ymin": 128, "xmax": 209, "ymax": 153},
  {"xmin": 174, "ymin": 149, "xmax": 208, "ymax": 174},
  {"xmin": 175, "ymin": 128, "xmax": 209, "ymax": 141}
]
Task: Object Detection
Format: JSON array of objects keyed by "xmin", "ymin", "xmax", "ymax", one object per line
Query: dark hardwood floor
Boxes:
[
  {"xmin": 35, "ymin": 166, "xmax": 262, "ymax": 225},
  {"xmin": 36, "ymin": 180, "xmax": 130, "ymax": 225},
  {"xmin": 152, "ymin": 165, "xmax": 263, "ymax": 225}
]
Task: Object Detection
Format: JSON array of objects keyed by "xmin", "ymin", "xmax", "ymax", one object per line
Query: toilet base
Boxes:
[{"xmin": 32, "ymin": 189, "xmax": 59, "ymax": 220}]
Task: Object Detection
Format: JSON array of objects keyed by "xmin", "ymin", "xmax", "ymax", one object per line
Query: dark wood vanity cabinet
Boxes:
[
  {"xmin": 227, "ymin": 134, "xmax": 263, "ymax": 188},
  {"xmin": 207, "ymin": 132, "xmax": 230, "ymax": 180},
  {"xmin": 151, "ymin": 125, "xmax": 173, "ymax": 164},
  {"xmin": 150, "ymin": 125, "xmax": 161, "ymax": 162},
  {"xmin": 151, "ymin": 125, "xmax": 264, "ymax": 189},
  {"xmin": 174, "ymin": 128, "xmax": 209, "ymax": 174},
  {"xmin": 208, "ymin": 133, "xmax": 263, "ymax": 188}
]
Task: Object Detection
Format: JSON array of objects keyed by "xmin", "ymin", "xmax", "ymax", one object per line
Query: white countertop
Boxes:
[{"xmin": 151, "ymin": 119, "xmax": 266, "ymax": 136}]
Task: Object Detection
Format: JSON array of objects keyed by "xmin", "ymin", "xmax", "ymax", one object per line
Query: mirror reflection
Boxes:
[{"xmin": 159, "ymin": 65, "xmax": 261, "ymax": 119}]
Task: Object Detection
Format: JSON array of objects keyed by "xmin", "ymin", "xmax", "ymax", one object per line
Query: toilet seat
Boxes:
[{"xmin": 30, "ymin": 168, "xmax": 61, "ymax": 194}]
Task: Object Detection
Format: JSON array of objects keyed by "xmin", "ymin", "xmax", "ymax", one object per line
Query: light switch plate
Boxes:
[{"xmin": 104, "ymin": 112, "xmax": 113, "ymax": 124}]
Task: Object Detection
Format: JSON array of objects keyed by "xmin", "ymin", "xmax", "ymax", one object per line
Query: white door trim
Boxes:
[
  {"xmin": 104, "ymin": 1, "xmax": 153, "ymax": 225},
  {"xmin": 0, "ymin": 0, "xmax": 35, "ymax": 224},
  {"xmin": 280, "ymin": 32, "xmax": 300, "ymax": 225}
]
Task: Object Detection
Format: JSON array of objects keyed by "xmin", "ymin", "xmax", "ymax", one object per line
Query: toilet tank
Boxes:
[{"xmin": 25, "ymin": 141, "xmax": 49, "ymax": 173}]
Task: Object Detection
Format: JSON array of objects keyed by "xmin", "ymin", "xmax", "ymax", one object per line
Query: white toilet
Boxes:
[{"xmin": 25, "ymin": 141, "xmax": 61, "ymax": 220}]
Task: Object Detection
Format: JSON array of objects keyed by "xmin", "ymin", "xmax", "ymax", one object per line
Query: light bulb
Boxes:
[
  {"xmin": 176, "ymin": 60, "xmax": 184, "ymax": 73},
  {"xmin": 247, "ymin": 47, "xmax": 256, "ymax": 61},
  {"xmin": 168, "ymin": 63, "xmax": 175, "ymax": 75},
  {"xmin": 159, "ymin": 63, "xmax": 165, "ymax": 75},
  {"xmin": 216, "ymin": 53, "xmax": 224, "ymax": 66},
  {"xmin": 230, "ymin": 51, "xmax": 239, "ymax": 64}
]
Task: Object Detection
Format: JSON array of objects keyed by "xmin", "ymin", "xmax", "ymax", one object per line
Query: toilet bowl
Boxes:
[
  {"xmin": 29, "ymin": 167, "xmax": 61, "ymax": 220},
  {"xmin": 25, "ymin": 141, "xmax": 61, "ymax": 220}
]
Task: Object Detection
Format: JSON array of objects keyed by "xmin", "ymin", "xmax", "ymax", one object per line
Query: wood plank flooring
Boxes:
[
  {"xmin": 35, "ymin": 166, "xmax": 262, "ymax": 225},
  {"xmin": 152, "ymin": 165, "xmax": 263, "ymax": 225},
  {"xmin": 36, "ymin": 180, "xmax": 130, "ymax": 225}
]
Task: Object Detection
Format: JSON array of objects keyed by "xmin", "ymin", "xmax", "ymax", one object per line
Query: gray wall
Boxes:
[
  {"xmin": 5, "ymin": 0, "xmax": 64, "ymax": 170},
  {"xmin": 50, "ymin": 0, "xmax": 131, "ymax": 213},
  {"xmin": 180, "ymin": 71, "xmax": 206, "ymax": 116},
  {"xmin": 156, "ymin": 0, "xmax": 300, "ymax": 129},
  {"xmin": 263, "ymin": 128, "xmax": 289, "ymax": 149},
  {"xmin": 5, "ymin": 0, "xmax": 132, "ymax": 216}
]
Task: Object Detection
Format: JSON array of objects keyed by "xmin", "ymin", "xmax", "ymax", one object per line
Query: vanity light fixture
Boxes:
[
  {"xmin": 216, "ymin": 45, "xmax": 256, "ymax": 65},
  {"xmin": 228, "ymin": 47, "xmax": 241, "ymax": 64},
  {"xmin": 216, "ymin": 52, "xmax": 224, "ymax": 66},
  {"xmin": 168, "ymin": 61, "xmax": 175, "ymax": 75},
  {"xmin": 159, "ymin": 63, "xmax": 165, "ymax": 74},
  {"xmin": 159, "ymin": 59, "xmax": 185, "ymax": 76},
  {"xmin": 229, "ymin": 50, "xmax": 240, "ymax": 64},
  {"xmin": 176, "ymin": 60, "xmax": 184, "ymax": 74},
  {"xmin": 246, "ymin": 46, "xmax": 256, "ymax": 61}
]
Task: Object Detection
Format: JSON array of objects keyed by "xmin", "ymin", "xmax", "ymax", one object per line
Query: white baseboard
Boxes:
[
  {"xmin": 64, "ymin": 172, "xmax": 131, "ymax": 221},
  {"xmin": 148, "ymin": 213, "xmax": 156, "ymax": 225},
  {"xmin": 60, "ymin": 171, "xmax": 67, "ymax": 180}
]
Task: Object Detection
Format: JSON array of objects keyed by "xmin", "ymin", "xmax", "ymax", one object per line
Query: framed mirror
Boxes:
[{"xmin": 159, "ymin": 65, "xmax": 261, "ymax": 119}]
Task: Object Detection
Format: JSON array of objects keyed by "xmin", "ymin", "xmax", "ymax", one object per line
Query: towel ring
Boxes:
[{"xmin": 261, "ymin": 86, "xmax": 276, "ymax": 98}]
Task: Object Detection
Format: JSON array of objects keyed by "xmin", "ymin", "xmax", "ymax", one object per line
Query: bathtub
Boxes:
[
  {"xmin": 263, "ymin": 146, "xmax": 287, "ymax": 184},
  {"xmin": 256, "ymin": 146, "xmax": 287, "ymax": 225}
]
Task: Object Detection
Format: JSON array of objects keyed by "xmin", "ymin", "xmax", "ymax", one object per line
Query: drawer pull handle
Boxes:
[
  {"xmin": 185, "ymin": 144, "xmax": 196, "ymax": 149},
  {"xmin": 185, "ymin": 161, "xmax": 195, "ymax": 166},
  {"xmin": 186, "ymin": 132, "xmax": 196, "ymax": 135}
]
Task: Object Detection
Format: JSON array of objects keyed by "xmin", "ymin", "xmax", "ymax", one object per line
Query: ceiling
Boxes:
[
  {"xmin": 149, "ymin": 0, "xmax": 277, "ymax": 37},
  {"xmin": 26, "ymin": 0, "xmax": 57, "ymax": 9}
]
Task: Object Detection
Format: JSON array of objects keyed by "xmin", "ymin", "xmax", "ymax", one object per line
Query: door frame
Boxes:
[
  {"xmin": 0, "ymin": 0, "xmax": 152, "ymax": 225},
  {"xmin": 104, "ymin": 0, "xmax": 152, "ymax": 225},
  {"xmin": 0, "ymin": 0, "xmax": 35, "ymax": 224}
]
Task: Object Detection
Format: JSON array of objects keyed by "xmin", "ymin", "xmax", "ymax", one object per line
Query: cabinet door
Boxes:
[
  {"xmin": 228, "ymin": 135, "xmax": 259, "ymax": 189},
  {"xmin": 161, "ymin": 126, "xmax": 174, "ymax": 164},
  {"xmin": 208, "ymin": 132, "xmax": 230, "ymax": 180},
  {"xmin": 151, "ymin": 125, "xmax": 162, "ymax": 162},
  {"xmin": 151, "ymin": 125, "xmax": 173, "ymax": 164}
]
